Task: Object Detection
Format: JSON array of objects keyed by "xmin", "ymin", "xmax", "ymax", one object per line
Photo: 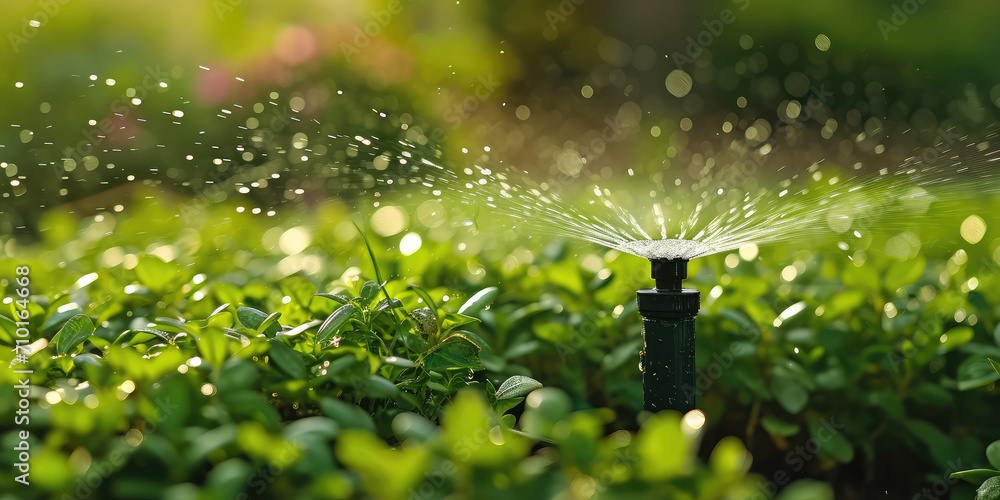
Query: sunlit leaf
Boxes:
[{"xmin": 52, "ymin": 314, "xmax": 95, "ymax": 355}]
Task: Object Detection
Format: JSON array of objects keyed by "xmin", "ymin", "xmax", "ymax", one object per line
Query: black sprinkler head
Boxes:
[{"xmin": 636, "ymin": 258, "xmax": 700, "ymax": 413}]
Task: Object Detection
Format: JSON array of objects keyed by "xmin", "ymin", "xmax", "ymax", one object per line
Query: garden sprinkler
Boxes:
[{"xmin": 637, "ymin": 258, "xmax": 699, "ymax": 413}]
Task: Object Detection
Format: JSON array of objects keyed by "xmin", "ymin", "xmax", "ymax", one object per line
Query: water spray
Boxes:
[{"xmin": 637, "ymin": 258, "xmax": 699, "ymax": 413}]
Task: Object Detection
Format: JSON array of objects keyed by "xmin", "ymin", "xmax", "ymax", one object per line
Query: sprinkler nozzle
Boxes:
[{"xmin": 650, "ymin": 258, "xmax": 688, "ymax": 291}]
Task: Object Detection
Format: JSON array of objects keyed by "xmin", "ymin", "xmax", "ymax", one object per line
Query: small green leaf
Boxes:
[
  {"xmin": 952, "ymin": 469, "xmax": 1000, "ymax": 485},
  {"xmin": 494, "ymin": 397, "xmax": 524, "ymax": 415},
  {"xmin": 761, "ymin": 415, "xmax": 800, "ymax": 437},
  {"xmin": 73, "ymin": 353, "xmax": 103, "ymax": 369},
  {"xmin": 314, "ymin": 293, "xmax": 351, "ymax": 305},
  {"xmin": 409, "ymin": 284, "xmax": 438, "ymax": 321},
  {"xmin": 991, "ymin": 358, "xmax": 1000, "ymax": 376},
  {"xmin": 318, "ymin": 303, "xmax": 355, "ymax": 344},
  {"xmin": 438, "ymin": 312, "xmax": 477, "ymax": 334},
  {"xmin": 776, "ymin": 479, "xmax": 834, "ymax": 500},
  {"xmin": 421, "ymin": 335, "xmax": 484, "ymax": 371},
  {"xmin": 208, "ymin": 303, "xmax": 231, "ymax": 319},
  {"xmin": 957, "ymin": 356, "xmax": 1000, "ymax": 391},
  {"xmin": 257, "ymin": 312, "xmax": 282, "ymax": 338},
  {"xmin": 359, "ymin": 280, "xmax": 381, "ymax": 305},
  {"xmin": 359, "ymin": 375, "xmax": 398, "ymax": 398},
  {"xmin": 769, "ymin": 373, "xmax": 809, "ymax": 414},
  {"xmin": 809, "ymin": 419, "xmax": 854, "ymax": 463},
  {"xmin": 235, "ymin": 307, "xmax": 281, "ymax": 337},
  {"xmin": 320, "ymin": 398, "xmax": 376, "ymax": 433},
  {"xmin": 495, "ymin": 375, "xmax": 543, "ymax": 400},
  {"xmin": 941, "ymin": 326, "xmax": 974, "ymax": 352},
  {"xmin": 135, "ymin": 254, "xmax": 179, "ymax": 294},
  {"xmin": 884, "ymin": 256, "xmax": 925, "ymax": 291},
  {"xmin": 52, "ymin": 314, "xmax": 95, "ymax": 355},
  {"xmin": 280, "ymin": 320, "xmax": 321, "ymax": 337},
  {"xmin": 384, "ymin": 356, "xmax": 415, "ymax": 367},
  {"xmin": 0, "ymin": 314, "xmax": 17, "ymax": 344},
  {"xmin": 458, "ymin": 287, "xmax": 499, "ymax": 316},
  {"xmin": 988, "ymin": 440, "xmax": 1000, "ymax": 470},
  {"xmin": 267, "ymin": 339, "xmax": 306, "ymax": 379}
]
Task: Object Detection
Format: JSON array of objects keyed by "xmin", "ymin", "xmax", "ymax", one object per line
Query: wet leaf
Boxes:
[{"xmin": 52, "ymin": 314, "xmax": 95, "ymax": 355}]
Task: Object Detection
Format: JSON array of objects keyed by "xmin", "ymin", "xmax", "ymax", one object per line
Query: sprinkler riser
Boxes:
[{"xmin": 637, "ymin": 258, "xmax": 700, "ymax": 414}]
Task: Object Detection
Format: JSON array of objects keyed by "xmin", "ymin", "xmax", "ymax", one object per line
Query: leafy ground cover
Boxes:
[{"xmin": 1, "ymin": 191, "xmax": 999, "ymax": 499}]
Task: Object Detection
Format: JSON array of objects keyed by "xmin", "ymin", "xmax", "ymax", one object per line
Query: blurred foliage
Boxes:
[{"xmin": 0, "ymin": 192, "xmax": 997, "ymax": 498}]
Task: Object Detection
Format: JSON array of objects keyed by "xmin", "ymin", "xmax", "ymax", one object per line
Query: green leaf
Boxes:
[
  {"xmin": 941, "ymin": 326, "xmax": 975, "ymax": 352},
  {"xmin": 952, "ymin": 469, "xmax": 1000, "ymax": 485},
  {"xmin": 280, "ymin": 319, "xmax": 321, "ymax": 337},
  {"xmin": 769, "ymin": 372, "xmax": 809, "ymax": 414},
  {"xmin": 977, "ymin": 476, "xmax": 1000, "ymax": 500},
  {"xmin": 761, "ymin": 415, "xmax": 800, "ymax": 437},
  {"xmin": 257, "ymin": 312, "xmax": 282, "ymax": 338},
  {"xmin": 359, "ymin": 375, "xmax": 398, "ymax": 398},
  {"xmin": 267, "ymin": 339, "xmax": 306, "ymax": 379},
  {"xmin": 409, "ymin": 284, "xmax": 438, "ymax": 321},
  {"xmin": 957, "ymin": 356, "xmax": 1000, "ymax": 391},
  {"xmin": 438, "ymin": 312, "xmax": 478, "ymax": 334},
  {"xmin": 280, "ymin": 276, "xmax": 317, "ymax": 307},
  {"xmin": 235, "ymin": 307, "xmax": 281, "ymax": 337},
  {"xmin": 988, "ymin": 440, "xmax": 1000, "ymax": 470},
  {"xmin": 776, "ymin": 480, "xmax": 834, "ymax": 500},
  {"xmin": 884, "ymin": 256, "xmax": 925, "ymax": 291},
  {"xmin": 495, "ymin": 375, "xmax": 543, "ymax": 400},
  {"xmin": 603, "ymin": 339, "xmax": 643, "ymax": 371},
  {"xmin": 809, "ymin": 418, "xmax": 854, "ymax": 463},
  {"xmin": 0, "ymin": 313, "xmax": 17, "ymax": 344},
  {"xmin": 52, "ymin": 314, "xmax": 95, "ymax": 355},
  {"xmin": 314, "ymin": 293, "xmax": 351, "ymax": 305},
  {"xmin": 320, "ymin": 398, "xmax": 376, "ymax": 433},
  {"xmin": 318, "ymin": 304, "xmax": 355, "ymax": 344},
  {"xmin": 494, "ymin": 397, "xmax": 523, "ymax": 416},
  {"xmin": 114, "ymin": 328, "xmax": 170, "ymax": 347},
  {"xmin": 135, "ymin": 254, "xmax": 179, "ymax": 294},
  {"xmin": 421, "ymin": 335, "xmax": 484, "ymax": 371},
  {"xmin": 636, "ymin": 412, "xmax": 689, "ymax": 480},
  {"xmin": 359, "ymin": 280, "xmax": 381, "ymax": 305},
  {"xmin": 991, "ymin": 358, "xmax": 1000, "ymax": 376},
  {"xmin": 458, "ymin": 287, "xmax": 498, "ymax": 316},
  {"xmin": 73, "ymin": 353, "xmax": 103, "ymax": 369},
  {"xmin": 452, "ymin": 330, "xmax": 492, "ymax": 356}
]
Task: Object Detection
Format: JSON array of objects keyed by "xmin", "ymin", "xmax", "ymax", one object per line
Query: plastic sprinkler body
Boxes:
[{"xmin": 636, "ymin": 258, "xmax": 700, "ymax": 413}]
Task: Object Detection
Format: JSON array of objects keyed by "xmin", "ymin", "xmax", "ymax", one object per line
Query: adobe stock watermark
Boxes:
[
  {"xmin": 915, "ymin": 461, "xmax": 965, "ymax": 500},
  {"xmin": 915, "ymin": 126, "xmax": 959, "ymax": 166},
  {"xmin": 61, "ymin": 65, "xmax": 173, "ymax": 173},
  {"xmin": 212, "ymin": 0, "xmax": 243, "ymax": 20},
  {"xmin": 418, "ymin": 73, "xmax": 501, "ymax": 146},
  {"xmin": 179, "ymin": 103, "xmax": 297, "ymax": 222},
  {"xmin": 236, "ymin": 441, "xmax": 302, "ymax": 499},
  {"xmin": 747, "ymin": 417, "xmax": 846, "ymax": 499},
  {"xmin": 408, "ymin": 419, "xmax": 494, "ymax": 500},
  {"xmin": 543, "ymin": 0, "xmax": 585, "ymax": 39},
  {"xmin": 877, "ymin": 0, "xmax": 930, "ymax": 41},
  {"xmin": 547, "ymin": 111, "xmax": 634, "ymax": 195},
  {"xmin": 681, "ymin": 323, "xmax": 761, "ymax": 402},
  {"xmin": 714, "ymin": 82, "xmax": 834, "ymax": 190},
  {"xmin": 340, "ymin": 0, "xmax": 407, "ymax": 63},
  {"xmin": 670, "ymin": 0, "xmax": 751, "ymax": 71},
  {"xmin": 8, "ymin": 0, "xmax": 70, "ymax": 54},
  {"xmin": 63, "ymin": 395, "xmax": 179, "ymax": 500}
]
